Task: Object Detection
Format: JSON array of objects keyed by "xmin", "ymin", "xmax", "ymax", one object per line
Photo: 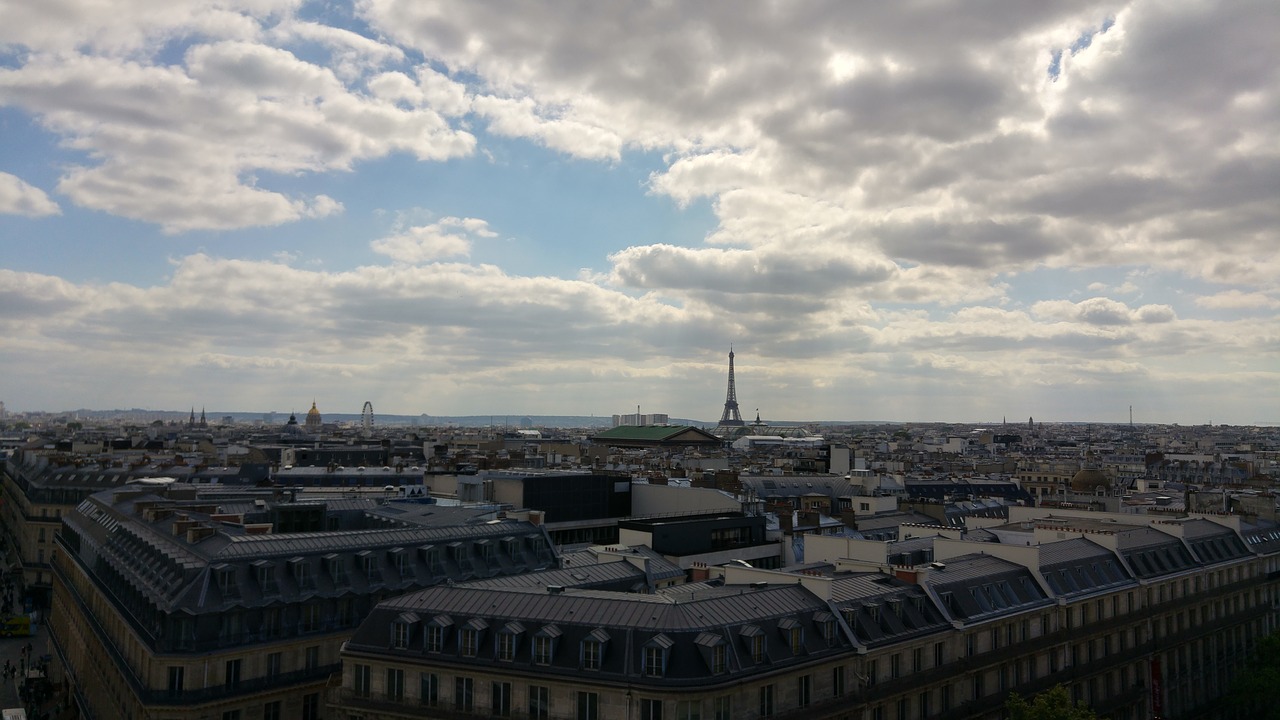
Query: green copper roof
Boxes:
[{"xmin": 591, "ymin": 425, "xmax": 719, "ymax": 442}]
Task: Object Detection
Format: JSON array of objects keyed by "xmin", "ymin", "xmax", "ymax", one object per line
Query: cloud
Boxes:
[
  {"xmin": 1032, "ymin": 297, "xmax": 1176, "ymax": 326},
  {"xmin": 371, "ymin": 217, "xmax": 497, "ymax": 263},
  {"xmin": 0, "ymin": 37, "xmax": 473, "ymax": 231},
  {"xmin": 1194, "ymin": 290, "xmax": 1280, "ymax": 310},
  {"xmin": 0, "ymin": 172, "xmax": 60, "ymax": 217}
]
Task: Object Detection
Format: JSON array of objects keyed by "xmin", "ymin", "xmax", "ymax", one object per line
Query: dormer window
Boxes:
[
  {"xmin": 459, "ymin": 618, "xmax": 487, "ymax": 657},
  {"xmin": 496, "ymin": 622, "xmax": 524, "ymax": 661},
  {"xmin": 866, "ymin": 603, "xmax": 880, "ymax": 623},
  {"xmin": 420, "ymin": 545, "xmax": 443, "ymax": 576},
  {"xmin": 253, "ymin": 560, "xmax": 277, "ymax": 594},
  {"xmin": 425, "ymin": 615, "xmax": 452, "ymax": 652},
  {"xmin": 695, "ymin": 632, "xmax": 727, "ymax": 674},
  {"xmin": 739, "ymin": 625, "xmax": 766, "ymax": 663},
  {"xmin": 533, "ymin": 625, "xmax": 562, "ymax": 665},
  {"xmin": 215, "ymin": 565, "xmax": 238, "ymax": 598},
  {"xmin": 388, "ymin": 548, "xmax": 409, "ymax": 580},
  {"xmin": 323, "ymin": 554, "xmax": 347, "ymax": 585},
  {"xmin": 392, "ymin": 613, "xmax": 417, "ymax": 649},
  {"xmin": 642, "ymin": 634, "xmax": 674, "ymax": 677},
  {"xmin": 289, "ymin": 557, "xmax": 312, "ymax": 590},
  {"xmin": 502, "ymin": 536, "xmax": 521, "ymax": 561},
  {"xmin": 358, "ymin": 551, "xmax": 382, "ymax": 583},
  {"xmin": 813, "ymin": 612, "xmax": 836, "ymax": 644},
  {"xmin": 450, "ymin": 542, "xmax": 471, "ymax": 571},
  {"xmin": 580, "ymin": 628, "xmax": 609, "ymax": 670},
  {"xmin": 779, "ymin": 618, "xmax": 803, "ymax": 654},
  {"xmin": 888, "ymin": 598, "xmax": 903, "ymax": 618}
]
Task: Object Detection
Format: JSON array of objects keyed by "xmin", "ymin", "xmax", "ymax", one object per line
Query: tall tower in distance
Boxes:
[{"xmin": 718, "ymin": 347, "xmax": 745, "ymax": 428}]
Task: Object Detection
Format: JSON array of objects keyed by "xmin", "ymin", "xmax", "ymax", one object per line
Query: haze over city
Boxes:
[{"xmin": 1, "ymin": 1, "xmax": 1276, "ymax": 425}]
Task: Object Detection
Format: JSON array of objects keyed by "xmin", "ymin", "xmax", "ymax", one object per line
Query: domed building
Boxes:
[
  {"xmin": 304, "ymin": 401, "xmax": 323, "ymax": 432},
  {"xmin": 1070, "ymin": 466, "xmax": 1111, "ymax": 495}
]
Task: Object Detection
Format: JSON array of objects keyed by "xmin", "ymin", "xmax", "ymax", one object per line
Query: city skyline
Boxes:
[{"xmin": 1, "ymin": 1, "xmax": 1277, "ymax": 425}]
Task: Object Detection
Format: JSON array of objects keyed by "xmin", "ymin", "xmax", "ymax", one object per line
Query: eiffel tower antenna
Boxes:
[{"xmin": 718, "ymin": 347, "xmax": 745, "ymax": 427}]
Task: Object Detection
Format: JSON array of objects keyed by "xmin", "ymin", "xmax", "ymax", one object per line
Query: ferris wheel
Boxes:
[{"xmin": 361, "ymin": 401, "xmax": 374, "ymax": 437}]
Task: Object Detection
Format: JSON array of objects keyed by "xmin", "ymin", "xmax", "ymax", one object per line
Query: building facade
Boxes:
[
  {"xmin": 50, "ymin": 482, "xmax": 557, "ymax": 720},
  {"xmin": 329, "ymin": 510, "xmax": 1280, "ymax": 720}
]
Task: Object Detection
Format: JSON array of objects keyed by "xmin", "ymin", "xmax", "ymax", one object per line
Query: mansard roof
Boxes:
[
  {"xmin": 347, "ymin": 582, "xmax": 852, "ymax": 686},
  {"xmin": 60, "ymin": 483, "xmax": 557, "ymax": 616},
  {"xmin": 925, "ymin": 553, "xmax": 1054, "ymax": 623},
  {"xmin": 1039, "ymin": 538, "xmax": 1136, "ymax": 597}
]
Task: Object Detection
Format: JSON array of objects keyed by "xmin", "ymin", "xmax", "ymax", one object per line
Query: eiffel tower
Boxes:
[{"xmin": 718, "ymin": 347, "xmax": 745, "ymax": 427}]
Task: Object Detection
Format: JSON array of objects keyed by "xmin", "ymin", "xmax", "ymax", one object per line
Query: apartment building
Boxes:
[
  {"xmin": 50, "ymin": 481, "xmax": 557, "ymax": 720},
  {"xmin": 329, "ymin": 509, "xmax": 1280, "ymax": 720}
]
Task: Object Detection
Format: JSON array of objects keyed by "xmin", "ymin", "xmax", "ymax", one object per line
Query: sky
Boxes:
[{"xmin": 0, "ymin": 1, "xmax": 1277, "ymax": 425}]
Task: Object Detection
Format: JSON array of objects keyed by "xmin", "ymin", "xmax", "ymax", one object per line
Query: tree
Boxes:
[
  {"xmin": 1226, "ymin": 631, "xmax": 1280, "ymax": 719},
  {"xmin": 1005, "ymin": 685, "xmax": 1097, "ymax": 720}
]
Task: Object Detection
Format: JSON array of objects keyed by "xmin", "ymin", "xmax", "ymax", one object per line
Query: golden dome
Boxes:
[{"xmin": 307, "ymin": 401, "xmax": 321, "ymax": 419}]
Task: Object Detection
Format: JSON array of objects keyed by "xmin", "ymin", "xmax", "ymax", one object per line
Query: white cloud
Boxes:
[
  {"xmin": 1194, "ymin": 290, "xmax": 1280, "ymax": 310},
  {"xmin": 0, "ymin": 33, "xmax": 474, "ymax": 231},
  {"xmin": 371, "ymin": 217, "xmax": 496, "ymax": 263},
  {"xmin": 0, "ymin": 172, "xmax": 59, "ymax": 217},
  {"xmin": 1032, "ymin": 297, "xmax": 1176, "ymax": 326}
]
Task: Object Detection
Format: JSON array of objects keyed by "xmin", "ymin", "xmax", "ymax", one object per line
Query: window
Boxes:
[
  {"xmin": 833, "ymin": 665, "xmax": 846, "ymax": 697},
  {"xmin": 262, "ymin": 701, "xmax": 281, "ymax": 720},
  {"xmin": 675, "ymin": 700, "xmax": 701, "ymax": 720},
  {"xmin": 583, "ymin": 639, "xmax": 602, "ymax": 670},
  {"xmin": 353, "ymin": 664, "xmax": 371, "ymax": 698},
  {"xmin": 265, "ymin": 652, "xmax": 281, "ymax": 679},
  {"xmin": 971, "ymin": 673, "xmax": 984, "ymax": 699},
  {"xmin": 224, "ymin": 659, "xmax": 241, "ymax": 689},
  {"xmin": 934, "ymin": 642, "xmax": 945, "ymax": 667},
  {"xmin": 798, "ymin": 674, "xmax": 811, "ymax": 707},
  {"xmin": 167, "ymin": 666, "xmax": 184, "ymax": 695},
  {"xmin": 455, "ymin": 677, "xmax": 474, "ymax": 711},
  {"xmin": 426, "ymin": 625, "xmax": 444, "ymax": 652},
  {"xmin": 529, "ymin": 685, "xmax": 549, "ymax": 720},
  {"xmin": 789, "ymin": 626, "xmax": 803, "ymax": 654},
  {"xmin": 420, "ymin": 673, "xmax": 439, "ymax": 706},
  {"xmin": 713, "ymin": 695, "xmax": 731, "ymax": 720},
  {"xmin": 535, "ymin": 634, "xmax": 555, "ymax": 664},
  {"xmin": 492, "ymin": 681, "xmax": 512, "ymax": 716},
  {"xmin": 913, "ymin": 647, "xmax": 923, "ymax": 672},
  {"xmin": 301, "ymin": 693, "xmax": 319, "ymax": 720},
  {"xmin": 644, "ymin": 645, "xmax": 666, "ymax": 677},
  {"xmin": 711, "ymin": 644, "xmax": 726, "ymax": 674},
  {"xmin": 262, "ymin": 608, "xmax": 280, "ymax": 638},
  {"xmin": 461, "ymin": 628, "xmax": 479, "ymax": 657},
  {"xmin": 300, "ymin": 603, "xmax": 320, "ymax": 633},
  {"xmin": 305, "ymin": 646, "xmax": 319, "ymax": 671},
  {"xmin": 919, "ymin": 691, "xmax": 930, "ymax": 719},
  {"xmin": 758, "ymin": 684, "xmax": 774, "ymax": 717},
  {"xmin": 867, "ymin": 659, "xmax": 878, "ymax": 686},
  {"xmin": 641, "ymin": 699, "xmax": 664, "ymax": 720},
  {"xmin": 751, "ymin": 635, "xmax": 766, "ymax": 663},
  {"xmin": 577, "ymin": 691, "xmax": 599, "ymax": 720},
  {"xmin": 393, "ymin": 622, "xmax": 410, "ymax": 649},
  {"xmin": 387, "ymin": 668, "xmax": 404, "ymax": 702},
  {"xmin": 891, "ymin": 653, "xmax": 901, "ymax": 679},
  {"xmin": 498, "ymin": 632, "xmax": 517, "ymax": 661},
  {"xmin": 222, "ymin": 711, "xmax": 241, "ymax": 720}
]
